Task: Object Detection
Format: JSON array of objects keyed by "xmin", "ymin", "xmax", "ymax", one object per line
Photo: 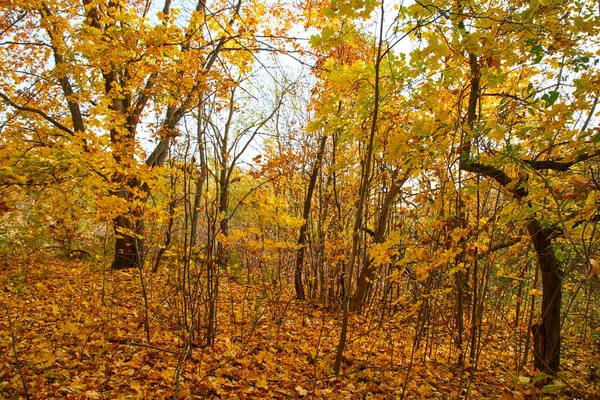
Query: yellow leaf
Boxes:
[
  {"xmin": 487, "ymin": 122, "xmax": 507, "ymax": 141},
  {"xmin": 296, "ymin": 385, "xmax": 308, "ymax": 396},
  {"xmin": 161, "ymin": 368, "xmax": 174, "ymax": 380},
  {"xmin": 60, "ymin": 321, "xmax": 78, "ymax": 335},
  {"xmin": 590, "ymin": 259, "xmax": 600, "ymax": 275},
  {"xmin": 529, "ymin": 288, "xmax": 542, "ymax": 297},
  {"xmin": 43, "ymin": 354, "xmax": 57, "ymax": 368},
  {"xmin": 83, "ymin": 391, "xmax": 102, "ymax": 399},
  {"xmin": 129, "ymin": 381, "xmax": 142, "ymax": 394},
  {"xmin": 256, "ymin": 377, "xmax": 268, "ymax": 390}
]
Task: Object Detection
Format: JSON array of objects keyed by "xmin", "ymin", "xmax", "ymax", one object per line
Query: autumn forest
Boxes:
[{"xmin": 1, "ymin": 0, "xmax": 600, "ymax": 398}]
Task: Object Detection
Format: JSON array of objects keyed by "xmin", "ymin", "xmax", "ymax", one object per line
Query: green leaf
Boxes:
[
  {"xmin": 531, "ymin": 44, "xmax": 544, "ymax": 63},
  {"xmin": 309, "ymin": 34, "xmax": 322, "ymax": 47},
  {"xmin": 532, "ymin": 372, "xmax": 552, "ymax": 385},
  {"xmin": 518, "ymin": 376, "xmax": 530, "ymax": 385},
  {"xmin": 525, "ymin": 38, "xmax": 537, "ymax": 46},
  {"xmin": 546, "ymin": 91, "xmax": 559, "ymax": 107},
  {"xmin": 541, "ymin": 384, "xmax": 564, "ymax": 394},
  {"xmin": 541, "ymin": 91, "xmax": 559, "ymax": 108}
]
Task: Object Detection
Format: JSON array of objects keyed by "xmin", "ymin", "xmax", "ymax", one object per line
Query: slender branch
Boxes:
[
  {"xmin": 524, "ymin": 149, "xmax": 600, "ymax": 171},
  {"xmin": 106, "ymin": 337, "xmax": 177, "ymax": 354},
  {"xmin": 0, "ymin": 41, "xmax": 52, "ymax": 48},
  {"xmin": 581, "ymin": 96, "xmax": 598, "ymax": 133},
  {"xmin": 5, "ymin": 304, "xmax": 30, "ymax": 400},
  {"xmin": 0, "ymin": 11, "xmax": 28, "ymax": 36},
  {"xmin": 145, "ymin": 0, "xmax": 244, "ymax": 169},
  {"xmin": 0, "ymin": 91, "xmax": 74, "ymax": 135},
  {"xmin": 481, "ymin": 91, "xmax": 534, "ymax": 104},
  {"xmin": 40, "ymin": 3, "xmax": 86, "ymax": 135},
  {"xmin": 461, "ymin": 160, "xmax": 527, "ymax": 199},
  {"xmin": 129, "ymin": 74, "xmax": 157, "ymax": 127},
  {"xmin": 484, "ymin": 238, "xmax": 521, "ymax": 255}
]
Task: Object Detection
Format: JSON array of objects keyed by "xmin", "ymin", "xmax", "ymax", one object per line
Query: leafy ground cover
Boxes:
[{"xmin": 1, "ymin": 257, "xmax": 599, "ymax": 399}]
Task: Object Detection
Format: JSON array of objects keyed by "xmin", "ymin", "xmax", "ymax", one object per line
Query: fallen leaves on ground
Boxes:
[{"xmin": 0, "ymin": 257, "xmax": 598, "ymax": 399}]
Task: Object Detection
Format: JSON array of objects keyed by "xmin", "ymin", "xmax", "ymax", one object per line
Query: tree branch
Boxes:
[
  {"xmin": 40, "ymin": 3, "xmax": 86, "ymax": 134},
  {"xmin": 460, "ymin": 159, "xmax": 528, "ymax": 199},
  {"xmin": 0, "ymin": 91, "xmax": 74, "ymax": 136},
  {"xmin": 523, "ymin": 149, "xmax": 600, "ymax": 171}
]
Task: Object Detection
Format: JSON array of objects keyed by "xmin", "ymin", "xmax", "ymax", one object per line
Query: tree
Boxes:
[
  {"xmin": 0, "ymin": 0, "xmax": 285, "ymax": 269},
  {"xmin": 294, "ymin": 132, "xmax": 327, "ymax": 300},
  {"xmin": 402, "ymin": 0, "xmax": 600, "ymax": 373}
]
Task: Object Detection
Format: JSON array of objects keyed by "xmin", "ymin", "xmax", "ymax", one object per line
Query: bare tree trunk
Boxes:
[
  {"xmin": 295, "ymin": 134, "xmax": 327, "ymax": 300},
  {"xmin": 527, "ymin": 219, "xmax": 561, "ymax": 373},
  {"xmin": 190, "ymin": 105, "xmax": 207, "ymax": 249},
  {"xmin": 350, "ymin": 168, "xmax": 410, "ymax": 312},
  {"xmin": 152, "ymin": 193, "xmax": 176, "ymax": 273},
  {"xmin": 112, "ymin": 209, "xmax": 144, "ymax": 269},
  {"xmin": 334, "ymin": 5, "xmax": 385, "ymax": 374}
]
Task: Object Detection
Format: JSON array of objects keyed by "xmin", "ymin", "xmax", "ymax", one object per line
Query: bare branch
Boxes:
[
  {"xmin": 0, "ymin": 91, "xmax": 74, "ymax": 135},
  {"xmin": 524, "ymin": 149, "xmax": 600, "ymax": 171},
  {"xmin": 460, "ymin": 159, "xmax": 528, "ymax": 199}
]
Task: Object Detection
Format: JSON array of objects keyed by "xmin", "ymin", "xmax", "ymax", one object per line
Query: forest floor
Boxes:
[{"xmin": 0, "ymin": 256, "xmax": 599, "ymax": 399}]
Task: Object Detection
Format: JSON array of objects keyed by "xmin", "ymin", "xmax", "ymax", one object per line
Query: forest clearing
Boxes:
[{"xmin": 1, "ymin": 0, "xmax": 600, "ymax": 398}]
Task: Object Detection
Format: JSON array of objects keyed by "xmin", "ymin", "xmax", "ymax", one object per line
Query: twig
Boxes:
[
  {"xmin": 555, "ymin": 372, "xmax": 587, "ymax": 398},
  {"xmin": 5, "ymin": 304, "xmax": 30, "ymax": 399},
  {"xmin": 271, "ymin": 389, "xmax": 295, "ymax": 398},
  {"xmin": 106, "ymin": 337, "xmax": 177, "ymax": 354}
]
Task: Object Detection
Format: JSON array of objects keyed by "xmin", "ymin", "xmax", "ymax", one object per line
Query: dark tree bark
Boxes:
[
  {"xmin": 110, "ymin": 175, "xmax": 151, "ymax": 270},
  {"xmin": 109, "ymin": 137, "xmax": 170, "ymax": 270},
  {"xmin": 112, "ymin": 214, "xmax": 144, "ymax": 269},
  {"xmin": 349, "ymin": 168, "xmax": 410, "ymax": 312},
  {"xmin": 295, "ymin": 134, "xmax": 328, "ymax": 300},
  {"xmin": 527, "ymin": 220, "xmax": 561, "ymax": 373},
  {"xmin": 460, "ymin": 154, "xmax": 564, "ymax": 373},
  {"xmin": 455, "ymin": 16, "xmax": 564, "ymax": 372}
]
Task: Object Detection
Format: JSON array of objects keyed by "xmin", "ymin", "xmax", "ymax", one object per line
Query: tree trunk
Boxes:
[
  {"xmin": 109, "ymin": 168, "xmax": 156, "ymax": 270},
  {"xmin": 218, "ymin": 168, "xmax": 229, "ymax": 266},
  {"xmin": 452, "ymin": 0, "xmax": 564, "ymax": 375},
  {"xmin": 295, "ymin": 134, "xmax": 327, "ymax": 300},
  {"xmin": 152, "ymin": 196, "xmax": 175, "ymax": 273},
  {"xmin": 334, "ymin": 7, "xmax": 385, "ymax": 373},
  {"xmin": 350, "ymin": 169, "xmax": 408, "ymax": 312},
  {"xmin": 527, "ymin": 219, "xmax": 561, "ymax": 374},
  {"xmin": 112, "ymin": 214, "xmax": 144, "ymax": 269}
]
